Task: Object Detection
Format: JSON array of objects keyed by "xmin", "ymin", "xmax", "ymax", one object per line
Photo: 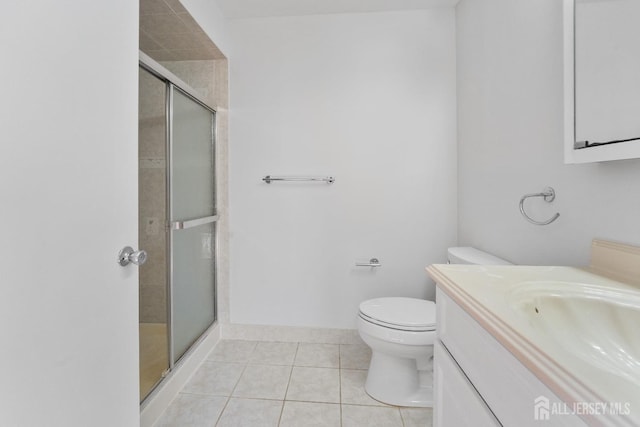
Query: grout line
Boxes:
[
  {"xmin": 283, "ymin": 398, "xmax": 341, "ymax": 404},
  {"xmin": 277, "ymin": 342, "xmax": 298, "ymax": 426},
  {"xmin": 291, "ymin": 341, "xmax": 300, "ymax": 367},
  {"xmin": 398, "ymin": 405, "xmax": 406, "ymax": 427},
  {"xmin": 212, "ymin": 394, "xmax": 232, "ymax": 427},
  {"xmin": 225, "ymin": 396, "xmax": 287, "ymax": 402},
  {"xmin": 338, "ymin": 345, "xmax": 343, "ymax": 427},
  {"xmin": 285, "ymin": 343, "xmax": 299, "ymax": 398},
  {"xmin": 178, "ymin": 391, "xmax": 230, "ymax": 398},
  {"xmin": 213, "ymin": 341, "xmax": 255, "ymax": 426}
]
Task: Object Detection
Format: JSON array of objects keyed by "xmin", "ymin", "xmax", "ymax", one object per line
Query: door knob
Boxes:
[{"xmin": 118, "ymin": 246, "xmax": 148, "ymax": 266}]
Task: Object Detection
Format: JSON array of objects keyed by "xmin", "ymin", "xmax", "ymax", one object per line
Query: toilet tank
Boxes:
[{"xmin": 447, "ymin": 247, "xmax": 512, "ymax": 265}]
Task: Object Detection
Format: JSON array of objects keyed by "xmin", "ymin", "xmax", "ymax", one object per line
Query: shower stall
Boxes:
[{"xmin": 138, "ymin": 53, "xmax": 217, "ymax": 402}]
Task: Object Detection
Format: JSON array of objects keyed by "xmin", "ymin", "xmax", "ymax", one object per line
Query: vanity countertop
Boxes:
[{"xmin": 427, "ymin": 264, "xmax": 640, "ymax": 426}]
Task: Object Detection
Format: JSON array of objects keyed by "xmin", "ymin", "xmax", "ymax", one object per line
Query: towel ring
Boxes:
[{"xmin": 519, "ymin": 187, "xmax": 560, "ymax": 226}]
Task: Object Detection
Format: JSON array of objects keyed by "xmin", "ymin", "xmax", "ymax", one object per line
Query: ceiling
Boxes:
[
  {"xmin": 214, "ymin": 0, "xmax": 459, "ymax": 19},
  {"xmin": 138, "ymin": 0, "xmax": 459, "ymax": 62}
]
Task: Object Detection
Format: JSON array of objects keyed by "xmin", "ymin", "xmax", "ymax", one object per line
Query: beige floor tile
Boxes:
[
  {"xmin": 279, "ymin": 401, "xmax": 340, "ymax": 427},
  {"xmin": 232, "ymin": 364, "xmax": 292, "ymax": 400},
  {"xmin": 249, "ymin": 341, "xmax": 298, "ymax": 365},
  {"xmin": 154, "ymin": 393, "xmax": 227, "ymax": 427},
  {"xmin": 294, "ymin": 343, "xmax": 339, "ymax": 368},
  {"xmin": 340, "ymin": 369, "xmax": 387, "ymax": 406},
  {"xmin": 340, "ymin": 344, "xmax": 371, "ymax": 370},
  {"xmin": 401, "ymin": 407, "xmax": 434, "ymax": 427},
  {"xmin": 216, "ymin": 398, "xmax": 283, "ymax": 427},
  {"xmin": 341, "ymin": 404, "xmax": 403, "ymax": 427},
  {"xmin": 208, "ymin": 339, "xmax": 257, "ymax": 363},
  {"xmin": 162, "ymin": 339, "xmax": 425, "ymax": 427},
  {"xmin": 181, "ymin": 361, "xmax": 244, "ymax": 396},
  {"xmin": 286, "ymin": 366, "xmax": 340, "ymax": 403}
]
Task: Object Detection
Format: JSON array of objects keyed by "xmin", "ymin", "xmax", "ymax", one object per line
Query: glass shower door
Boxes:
[
  {"xmin": 138, "ymin": 66, "xmax": 169, "ymax": 401},
  {"xmin": 169, "ymin": 86, "xmax": 217, "ymax": 362}
]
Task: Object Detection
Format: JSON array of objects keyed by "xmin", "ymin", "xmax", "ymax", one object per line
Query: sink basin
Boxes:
[{"xmin": 507, "ymin": 281, "xmax": 640, "ymax": 386}]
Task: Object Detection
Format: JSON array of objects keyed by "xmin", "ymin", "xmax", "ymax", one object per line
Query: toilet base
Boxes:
[{"xmin": 364, "ymin": 350, "xmax": 434, "ymax": 408}]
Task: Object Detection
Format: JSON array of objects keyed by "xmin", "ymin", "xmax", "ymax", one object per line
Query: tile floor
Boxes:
[{"xmin": 154, "ymin": 340, "xmax": 433, "ymax": 427}]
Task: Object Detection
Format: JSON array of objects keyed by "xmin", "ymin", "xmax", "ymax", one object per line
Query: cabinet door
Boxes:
[{"xmin": 434, "ymin": 340, "xmax": 502, "ymax": 427}]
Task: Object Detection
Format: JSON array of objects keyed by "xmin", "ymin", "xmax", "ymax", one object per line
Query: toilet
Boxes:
[{"xmin": 356, "ymin": 247, "xmax": 511, "ymax": 407}]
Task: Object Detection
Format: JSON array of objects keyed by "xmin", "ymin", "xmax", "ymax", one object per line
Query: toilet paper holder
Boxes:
[{"xmin": 356, "ymin": 258, "xmax": 381, "ymax": 267}]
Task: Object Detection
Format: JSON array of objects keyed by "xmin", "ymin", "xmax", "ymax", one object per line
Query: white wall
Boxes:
[
  {"xmin": 228, "ymin": 10, "xmax": 457, "ymax": 329},
  {"xmin": 456, "ymin": 0, "xmax": 640, "ymax": 266}
]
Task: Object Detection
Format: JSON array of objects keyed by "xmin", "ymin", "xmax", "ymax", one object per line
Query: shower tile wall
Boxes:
[
  {"xmin": 160, "ymin": 60, "xmax": 216, "ymax": 106},
  {"xmin": 139, "ymin": 70, "xmax": 168, "ymax": 323},
  {"xmin": 213, "ymin": 62, "xmax": 230, "ymax": 325}
]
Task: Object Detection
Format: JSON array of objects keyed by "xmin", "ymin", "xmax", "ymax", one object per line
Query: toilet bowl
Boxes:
[
  {"xmin": 358, "ymin": 297, "xmax": 436, "ymax": 407},
  {"xmin": 357, "ymin": 247, "xmax": 511, "ymax": 407}
]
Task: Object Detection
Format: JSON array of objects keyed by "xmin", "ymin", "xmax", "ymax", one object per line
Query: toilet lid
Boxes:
[{"xmin": 359, "ymin": 297, "xmax": 436, "ymax": 330}]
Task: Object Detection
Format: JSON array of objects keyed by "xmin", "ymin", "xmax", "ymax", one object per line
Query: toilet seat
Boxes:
[{"xmin": 358, "ymin": 297, "xmax": 436, "ymax": 332}]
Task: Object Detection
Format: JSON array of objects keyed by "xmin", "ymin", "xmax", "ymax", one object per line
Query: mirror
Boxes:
[{"xmin": 564, "ymin": 0, "xmax": 640, "ymax": 163}]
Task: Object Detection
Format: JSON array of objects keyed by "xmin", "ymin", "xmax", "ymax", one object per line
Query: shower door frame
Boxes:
[{"xmin": 138, "ymin": 51, "xmax": 218, "ymax": 401}]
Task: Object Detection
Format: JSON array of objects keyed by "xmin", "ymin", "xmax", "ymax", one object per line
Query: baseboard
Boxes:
[{"xmin": 221, "ymin": 323, "xmax": 363, "ymax": 345}]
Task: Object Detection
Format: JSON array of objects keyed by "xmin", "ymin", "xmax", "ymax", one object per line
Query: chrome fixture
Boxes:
[
  {"xmin": 262, "ymin": 175, "xmax": 335, "ymax": 184},
  {"xmin": 519, "ymin": 187, "xmax": 560, "ymax": 226},
  {"xmin": 356, "ymin": 258, "xmax": 382, "ymax": 267},
  {"xmin": 170, "ymin": 215, "xmax": 218, "ymax": 230},
  {"xmin": 118, "ymin": 246, "xmax": 148, "ymax": 266}
]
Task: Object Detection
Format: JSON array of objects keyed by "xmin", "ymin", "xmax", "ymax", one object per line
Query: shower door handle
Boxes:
[
  {"xmin": 118, "ymin": 246, "xmax": 148, "ymax": 266},
  {"xmin": 170, "ymin": 215, "xmax": 218, "ymax": 230}
]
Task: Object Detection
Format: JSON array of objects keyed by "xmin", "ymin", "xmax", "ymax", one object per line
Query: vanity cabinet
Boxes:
[
  {"xmin": 434, "ymin": 340, "xmax": 500, "ymax": 426},
  {"xmin": 434, "ymin": 288, "xmax": 587, "ymax": 427}
]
